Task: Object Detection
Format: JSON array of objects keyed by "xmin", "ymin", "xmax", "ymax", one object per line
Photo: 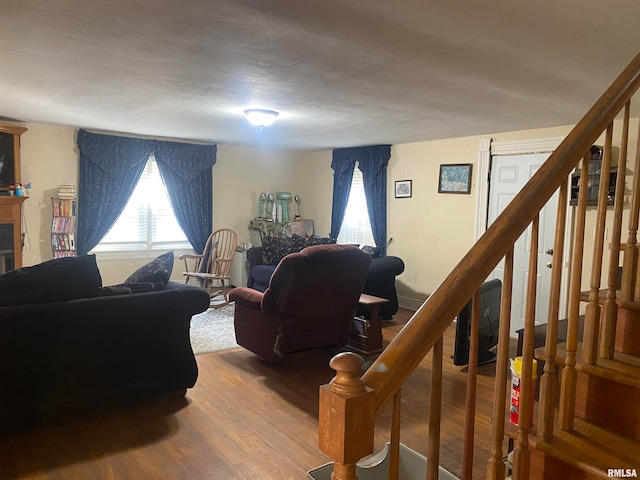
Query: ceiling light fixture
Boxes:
[{"xmin": 244, "ymin": 109, "xmax": 279, "ymax": 128}]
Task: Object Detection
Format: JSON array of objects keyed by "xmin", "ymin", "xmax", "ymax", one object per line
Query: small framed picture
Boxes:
[
  {"xmin": 438, "ymin": 164, "xmax": 473, "ymax": 194},
  {"xmin": 395, "ymin": 179, "xmax": 412, "ymax": 198}
]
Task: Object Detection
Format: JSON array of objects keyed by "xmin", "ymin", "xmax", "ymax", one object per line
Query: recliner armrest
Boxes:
[
  {"xmin": 246, "ymin": 247, "xmax": 264, "ymax": 268},
  {"xmin": 229, "ymin": 287, "xmax": 263, "ymax": 310},
  {"xmin": 368, "ymin": 255, "xmax": 405, "ymax": 277}
]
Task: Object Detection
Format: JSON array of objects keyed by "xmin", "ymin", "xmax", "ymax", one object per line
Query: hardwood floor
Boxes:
[{"xmin": 0, "ymin": 308, "xmax": 509, "ymax": 479}]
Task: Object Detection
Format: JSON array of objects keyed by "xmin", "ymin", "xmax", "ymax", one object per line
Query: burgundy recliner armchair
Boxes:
[{"xmin": 229, "ymin": 244, "xmax": 371, "ymax": 361}]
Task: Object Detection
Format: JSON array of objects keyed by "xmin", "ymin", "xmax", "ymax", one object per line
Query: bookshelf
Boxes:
[{"xmin": 52, "ymin": 191, "xmax": 77, "ymax": 258}]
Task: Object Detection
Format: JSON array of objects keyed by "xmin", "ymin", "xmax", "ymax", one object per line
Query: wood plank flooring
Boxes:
[{"xmin": 0, "ymin": 308, "xmax": 511, "ymax": 479}]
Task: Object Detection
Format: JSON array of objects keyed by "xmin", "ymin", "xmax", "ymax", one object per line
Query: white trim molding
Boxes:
[
  {"xmin": 474, "ymin": 136, "xmax": 565, "ymax": 241},
  {"xmin": 474, "ymin": 135, "xmax": 570, "ymax": 324}
]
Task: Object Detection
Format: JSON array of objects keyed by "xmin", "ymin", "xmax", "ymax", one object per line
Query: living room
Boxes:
[{"xmin": 3, "ymin": 2, "xmax": 640, "ymax": 479}]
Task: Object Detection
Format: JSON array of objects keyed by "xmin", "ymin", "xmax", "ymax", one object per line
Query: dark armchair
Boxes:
[
  {"xmin": 230, "ymin": 244, "xmax": 371, "ymax": 361},
  {"xmin": 247, "ymin": 245, "xmax": 405, "ymax": 319}
]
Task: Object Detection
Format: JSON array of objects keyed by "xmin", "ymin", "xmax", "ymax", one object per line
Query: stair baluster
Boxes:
[
  {"xmin": 582, "ymin": 124, "xmax": 614, "ymax": 365},
  {"xmin": 539, "ymin": 180, "xmax": 569, "ymax": 441},
  {"xmin": 602, "ymin": 104, "xmax": 631, "ymax": 359},
  {"xmin": 427, "ymin": 335, "xmax": 443, "ymax": 480},
  {"xmin": 559, "ymin": 155, "xmax": 590, "ymax": 431},
  {"xmin": 389, "ymin": 390, "xmax": 401, "ymax": 480},
  {"xmin": 512, "ymin": 216, "xmax": 539, "ymax": 480},
  {"xmin": 622, "ymin": 122, "xmax": 640, "ymax": 303},
  {"xmin": 461, "ymin": 290, "xmax": 480, "ymax": 480},
  {"xmin": 487, "ymin": 248, "xmax": 514, "ymax": 480}
]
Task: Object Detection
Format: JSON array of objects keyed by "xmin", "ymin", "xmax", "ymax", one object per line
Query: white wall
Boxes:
[
  {"xmin": 20, "ymin": 124, "xmax": 78, "ymax": 266},
  {"xmin": 213, "ymin": 144, "xmax": 300, "ymax": 245}
]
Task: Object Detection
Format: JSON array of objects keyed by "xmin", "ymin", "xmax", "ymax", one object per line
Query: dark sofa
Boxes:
[
  {"xmin": 247, "ymin": 245, "xmax": 405, "ymax": 319},
  {"xmin": 0, "ymin": 254, "xmax": 211, "ymax": 426}
]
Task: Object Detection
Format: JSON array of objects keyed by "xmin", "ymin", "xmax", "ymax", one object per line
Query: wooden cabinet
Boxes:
[
  {"xmin": 0, "ymin": 122, "xmax": 27, "ymax": 270},
  {"xmin": 570, "ymin": 145, "xmax": 617, "ymax": 206},
  {"xmin": 0, "ymin": 122, "xmax": 27, "ymax": 193}
]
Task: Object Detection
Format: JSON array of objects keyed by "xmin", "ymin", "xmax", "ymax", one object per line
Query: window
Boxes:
[
  {"xmin": 93, "ymin": 155, "xmax": 190, "ymax": 252},
  {"xmin": 337, "ymin": 164, "xmax": 375, "ymax": 246}
]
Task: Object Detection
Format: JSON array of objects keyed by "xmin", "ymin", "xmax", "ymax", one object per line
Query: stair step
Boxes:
[
  {"xmin": 580, "ymin": 289, "xmax": 640, "ymax": 311},
  {"xmin": 534, "ymin": 342, "xmax": 640, "ymax": 389},
  {"xmin": 506, "ymin": 416, "xmax": 640, "ymax": 479},
  {"xmin": 535, "ymin": 417, "xmax": 640, "ymax": 477}
]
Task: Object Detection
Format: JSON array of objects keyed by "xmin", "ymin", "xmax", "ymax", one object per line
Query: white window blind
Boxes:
[
  {"xmin": 94, "ymin": 155, "xmax": 190, "ymax": 252},
  {"xmin": 337, "ymin": 165, "xmax": 375, "ymax": 247}
]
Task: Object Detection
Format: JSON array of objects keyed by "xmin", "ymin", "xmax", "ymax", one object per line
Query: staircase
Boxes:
[{"xmin": 315, "ymin": 51, "xmax": 640, "ymax": 480}]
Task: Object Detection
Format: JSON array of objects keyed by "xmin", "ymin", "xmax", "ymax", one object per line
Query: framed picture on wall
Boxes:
[
  {"xmin": 438, "ymin": 164, "xmax": 472, "ymax": 194},
  {"xmin": 395, "ymin": 180, "xmax": 412, "ymax": 198}
]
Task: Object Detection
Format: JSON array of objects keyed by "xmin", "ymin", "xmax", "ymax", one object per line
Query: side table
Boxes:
[{"xmin": 347, "ymin": 294, "xmax": 389, "ymax": 355}]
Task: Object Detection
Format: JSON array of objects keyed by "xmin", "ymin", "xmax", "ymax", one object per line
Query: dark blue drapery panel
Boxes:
[
  {"xmin": 330, "ymin": 149, "xmax": 357, "ymax": 239},
  {"xmin": 76, "ymin": 130, "xmax": 153, "ymax": 254},
  {"xmin": 357, "ymin": 145, "xmax": 391, "ymax": 254},
  {"xmin": 154, "ymin": 141, "xmax": 217, "ymax": 254},
  {"xmin": 330, "ymin": 145, "xmax": 391, "ymax": 250}
]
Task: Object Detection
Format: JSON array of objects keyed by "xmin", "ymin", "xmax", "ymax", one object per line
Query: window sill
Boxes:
[{"xmin": 91, "ymin": 248, "xmax": 194, "ymax": 262}]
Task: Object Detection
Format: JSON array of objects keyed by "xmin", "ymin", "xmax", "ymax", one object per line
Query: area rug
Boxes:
[{"xmin": 190, "ymin": 304, "xmax": 239, "ymax": 355}]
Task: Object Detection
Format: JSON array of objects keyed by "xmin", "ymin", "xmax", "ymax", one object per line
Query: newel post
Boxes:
[{"xmin": 318, "ymin": 352, "xmax": 375, "ymax": 480}]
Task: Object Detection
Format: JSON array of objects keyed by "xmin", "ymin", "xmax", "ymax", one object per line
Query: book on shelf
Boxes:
[
  {"xmin": 58, "ymin": 185, "xmax": 77, "ymax": 199},
  {"xmin": 53, "ymin": 198, "xmax": 76, "ymax": 217}
]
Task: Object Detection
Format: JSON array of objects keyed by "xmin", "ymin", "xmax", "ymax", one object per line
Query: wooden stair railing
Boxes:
[{"xmin": 318, "ymin": 51, "xmax": 640, "ymax": 480}]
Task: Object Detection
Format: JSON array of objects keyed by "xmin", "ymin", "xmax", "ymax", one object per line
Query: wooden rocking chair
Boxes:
[{"xmin": 179, "ymin": 228, "xmax": 238, "ymax": 308}]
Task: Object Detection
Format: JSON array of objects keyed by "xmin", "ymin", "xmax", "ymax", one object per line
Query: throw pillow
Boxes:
[
  {"xmin": 261, "ymin": 236, "xmax": 293, "ymax": 265},
  {"xmin": 290, "ymin": 234, "xmax": 307, "ymax": 253},
  {"xmin": 361, "ymin": 245, "xmax": 381, "ymax": 258},
  {"xmin": 123, "ymin": 251, "xmax": 174, "ymax": 288},
  {"xmin": 0, "ymin": 254, "xmax": 103, "ymax": 306},
  {"xmin": 306, "ymin": 234, "xmax": 337, "ymax": 247}
]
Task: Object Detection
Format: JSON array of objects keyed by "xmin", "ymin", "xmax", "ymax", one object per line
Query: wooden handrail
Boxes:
[{"xmin": 361, "ymin": 51, "xmax": 640, "ymax": 413}]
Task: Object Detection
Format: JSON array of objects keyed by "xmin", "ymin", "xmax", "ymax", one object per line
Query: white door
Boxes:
[{"xmin": 488, "ymin": 153, "xmax": 559, "ymax": 336}]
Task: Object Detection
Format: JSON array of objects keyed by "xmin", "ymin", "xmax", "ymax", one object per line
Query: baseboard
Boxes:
[{"xmin": 398, "ymin": 295, "xmax": 427, "ymax": 312}]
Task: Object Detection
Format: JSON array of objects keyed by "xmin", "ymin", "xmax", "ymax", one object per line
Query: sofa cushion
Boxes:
[
  {"xmin": 0, "ymin": 254, "xmax": 103, "ymax": 306},
  {"xmin": 99, "ymin": 281, "xmax": 165, "ymax": 296},
  {"xmin": 123, "ymin": 251, "xmax": 174, "ymax": 288}
]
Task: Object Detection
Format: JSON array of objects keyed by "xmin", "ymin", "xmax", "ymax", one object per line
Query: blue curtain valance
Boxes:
[
  {"xmin": 154, "ymin": 140, "xmax": 217, "ymax": 183},
  {"xmin": 76, "ymin": 129, "xmax": 154, "ymax": 179},
  {"xmin": 76, "ymin": 129, "xmax": 216, "ymax": 255}
]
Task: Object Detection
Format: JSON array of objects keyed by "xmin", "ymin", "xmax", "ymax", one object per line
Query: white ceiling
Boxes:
[{"xmin": 1, "ymin": 1, "xmax": 639, "ymax": 151}]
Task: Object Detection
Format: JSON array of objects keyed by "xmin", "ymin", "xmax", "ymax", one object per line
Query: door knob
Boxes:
[
  {"xmin": 546, "ymin": 261, "xmax": 553, "ymax": 269},
  {"xmin": 545, "ymin": 248, "xmax": 554, "ymax": 256}
]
